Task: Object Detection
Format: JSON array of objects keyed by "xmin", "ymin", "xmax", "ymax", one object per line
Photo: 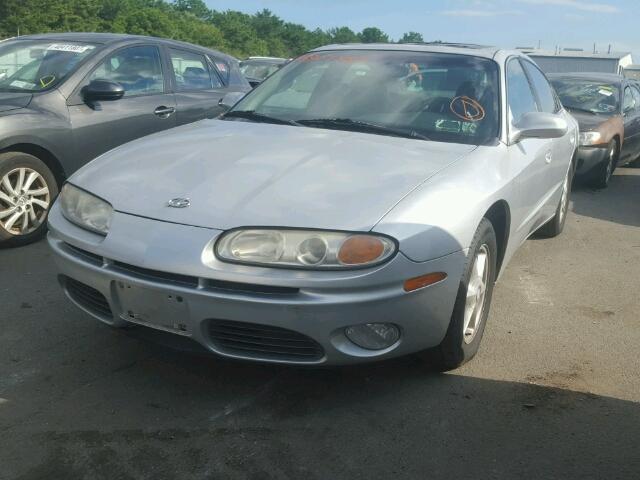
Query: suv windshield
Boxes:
[
  {"xmin": 228, "ymin": 50, "xmax": 500, "ymax": 145},
  {"xmin": 551, "ymin": 78, "xmax": 620, "ymax": 115},
  {"xmin": 0, "ymin": 40, "xmax": 98, "ymax": 93}
]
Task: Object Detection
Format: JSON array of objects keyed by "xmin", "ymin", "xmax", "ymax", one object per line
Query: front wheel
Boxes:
[
  {"xmin": 590, "ymin": 139, "xmax": 618, "ymax": 189},
  {"xmin": 417, "ymin": 218, "xmax": 497, "ymax": 371},
  {"xmin": 0, "ymin": 152, "xmax": 58, "ymax": 247}
]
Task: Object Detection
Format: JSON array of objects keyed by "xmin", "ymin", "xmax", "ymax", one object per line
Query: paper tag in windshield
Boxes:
[
  {"xmin": 598, "ymin": 88, "xmax": 613, "ymax": 96},
  {"xmin": 10, "ymin": 80, "xmax": 34, "ymax": 89},
  {"xmin": 47, "ymin": 44, "xmax": 94, "ymax": 54}
]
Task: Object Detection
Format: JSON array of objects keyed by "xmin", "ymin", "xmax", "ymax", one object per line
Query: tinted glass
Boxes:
[
  {"xmin": 90, "ymin": 45, "xmax": 163, "ymax": 97},
  {"xmin": 170, "ymin": 49, "xmax": 218, "ymax": 90},
  {"xmin": 506, "ymin": 59, "xmax": 538, "ymax": 125},
  {"xmin": 0, "ymin": 40, "xmax": 97, "ymax": 92},
  {"xmin": 551, "ymin": 78, "xmax": 620, "ymax": 114},
  {"xmin": 521, "ymin": 61, "xmax": 557, "ymax": 113},
  {"xmin": 231, "ymin": 50, "xmax": 500, "ymax": 145},
  {"xmin": 632, "ymin": 85, "xmax": 640, "ymax": 108},
  {"xmin": 623, "ymin": 87, "xmax": 636, "ymax": 112}
]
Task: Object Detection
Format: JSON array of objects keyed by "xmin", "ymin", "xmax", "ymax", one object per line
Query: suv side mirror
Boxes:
[
  {"xmin": 510, "ymin": 111, "xmax": 568, "ymax": 143},
  {"xmin": 83, "ymin": 80, "xmax": 125, "ymax": 102},
  {"xmin": 218, "ymin": 91, "xmax": 246, "ymax": 110}
]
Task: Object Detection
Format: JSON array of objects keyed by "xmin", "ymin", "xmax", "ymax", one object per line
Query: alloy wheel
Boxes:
[
  {"xmin": 0, "ymin": 167, "xmax": 51, "ymax": 236},
  {"xmin": 463, "ymin": 244, "xmax": 490, "ymax": 345}
]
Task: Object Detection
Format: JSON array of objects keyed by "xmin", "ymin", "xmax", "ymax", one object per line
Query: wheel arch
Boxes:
[
  {"xmin": 0, "ymin": 143, "xmax": 66, "ymax": 187},
  {"xmin": 483, "ymin": 200, "xmax": 510, "ymax": 277}
]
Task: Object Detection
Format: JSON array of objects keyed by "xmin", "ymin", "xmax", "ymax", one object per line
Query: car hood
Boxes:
[
  {"xmin": 71, "ymin": 119, "xmax": 477, "ymax": 231},
  {"xmin": 569, "ymin": 110, "xmax": 618, "ymax": 131},
  {"xmin": 0, "ymin": 92, "xmax": 33, "ymax": 112}
]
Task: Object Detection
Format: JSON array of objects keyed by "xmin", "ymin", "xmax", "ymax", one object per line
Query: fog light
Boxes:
[{"xmin": 344, "ymin": 323, "xmax": 400, "ymax": 350}]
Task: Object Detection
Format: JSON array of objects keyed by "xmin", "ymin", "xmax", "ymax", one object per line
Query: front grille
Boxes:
[
  {"xmin": 65, "ymin": 243, "xmax": 103, "ymax": 266},
  {"xmin": 204, "ymin": 279, "xmax": 299, "ymax": 295},
  {"xmin": 208, "ymin": 320, "xmax": 324, "ymax": 362},
  {"xmin": 65, "ymin": 277, "xmax": 112, "ymax": 318},
  {"xmin": 111, "ymin": 262, "xmax": 199, "ymax": 288}
]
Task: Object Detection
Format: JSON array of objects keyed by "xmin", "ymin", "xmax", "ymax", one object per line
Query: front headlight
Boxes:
[
  {"xmin": 215, "ymin": 228, "xmax": 397, "ymax": 269},
  {"xmin": 59, "ymin": 183, "xmax": 113, "ymax": 235},
  {"xmin": 579, "ymin": 131, "xmax": 603, "ymax": 146}
]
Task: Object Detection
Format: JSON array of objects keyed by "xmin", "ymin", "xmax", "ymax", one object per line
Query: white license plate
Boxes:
[{"xmin": 115, "ymin": 281, "xmax": 191, "ymax": 336}]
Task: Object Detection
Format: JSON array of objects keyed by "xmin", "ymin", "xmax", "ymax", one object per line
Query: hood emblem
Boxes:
[{"xmin": 167, "ymin": 198, "xmax": 190, "ymax": 208}]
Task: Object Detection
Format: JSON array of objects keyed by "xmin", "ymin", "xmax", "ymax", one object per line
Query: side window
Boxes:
[
  {"xmin": 210, "ymin": 56, "xmax": 230, "ymax": 84},
  {"xmin": 623, "ymin": 87, "xmax": 636, "ymax": 113},
  {"xmin": 630, "ymin": 86, "xmax": 640, "ymax": 111},
  {"xmin": 169, "ymin": 49, "xmax": 215, "ymax": 91},
  {"xmin": 89, "ymin": 45, "xmax": 164, "ymax": 97},
  {"xmin": 506, "ymin": 59, "xmax": 539, "ymax": 126},
  {"xmin": 521, "ymin": 61, "xmax": 558, "ymax": 113}
]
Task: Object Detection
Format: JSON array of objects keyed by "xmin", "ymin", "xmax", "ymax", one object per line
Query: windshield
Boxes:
[
  {"xmin": 240, "ymin": 61, "xmax": 283, "ymax": 81},
  {"xmin": 551, "ymin": 78, "xmax": 620, "ymax": 115},
  {"xmin": 228, "ymin": 50, "xmax": 500, "ymax": 145},
  {"xmin": 0, "ymin": 40, "xmax": 98, "ymax": 93}
]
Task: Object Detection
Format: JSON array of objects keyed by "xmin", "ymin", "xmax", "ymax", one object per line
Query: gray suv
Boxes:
[{"xmin": 0, "ymin": 33, "xmax": 250, "ymax": 247}]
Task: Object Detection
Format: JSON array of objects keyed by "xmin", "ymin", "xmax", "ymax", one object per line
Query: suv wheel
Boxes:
[{"xmin": 0, "ymin": 152, "xmax": 59, "ymax": 247}]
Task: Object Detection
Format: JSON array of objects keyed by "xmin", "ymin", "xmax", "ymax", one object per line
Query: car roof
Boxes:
[
  {"xmin": 311, "ymin": 42, "xmax": 521, "ymax": 60},
  {"xmin": 547, "ymin": 72, "xmax": 625, "ymax": 84},
  {"xmin": 12, "ymin": 32, "xmax": 238, "ymax": 63}
]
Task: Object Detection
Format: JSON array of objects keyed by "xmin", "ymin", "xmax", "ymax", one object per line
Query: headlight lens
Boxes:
[
  {"xmin": 215, "ymin": 229, "xmax": 396, "ymax": 269},
  {"xmin": 579, "ymin": 131, "xmax": 603, "ymax": 146},
  {"xmin": 59, "ymin": 183, "xmax": 113, "ymax": 235}
]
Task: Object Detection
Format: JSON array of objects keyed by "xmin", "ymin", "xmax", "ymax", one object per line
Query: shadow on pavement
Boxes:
[
  {"xmin": 571, "ymin": 167, "xmax": 640, "ymax": 228},
  {"xmin": 4, "ymin": 328, "xmax": 639, "ymax": 480}
]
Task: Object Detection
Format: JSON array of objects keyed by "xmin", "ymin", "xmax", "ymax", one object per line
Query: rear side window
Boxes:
[
  {"xmin": 170, "ymin": 49, "xmax": 220, "ymax": 91},
  {"xmin": 506, "ymin": 59, "xmax": 538, "ymax": 126},
  {"xmin": 630, "ymin": 85, "xmax": 640, "ymax": 110},
  {"xmin": 89, "ymin": 45, "xmax": 164, "ymax": 97},
  {"xmin": 521, "ymin": 60, "xmax": 558, "ymax": 113}
]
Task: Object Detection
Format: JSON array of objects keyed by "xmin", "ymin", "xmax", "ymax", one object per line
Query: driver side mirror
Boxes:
[
  {"xmin": 218, "ymin": 91, "xmax": 246, "ymax": 110},
  {"xmin": 82, "ymin": 80, "xmax": 125, "ymax": 103},
  {"xmin": 510, "ymin": 111, "xmax": 568, "ymax": 144}
]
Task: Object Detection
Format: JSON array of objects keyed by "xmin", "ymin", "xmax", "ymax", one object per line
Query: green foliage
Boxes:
[
  {"xmin": 399, "ymin": 31, "xmax": 424, "ymax": 44},
  {"xmin": 0, "ymin": 0, "xmax": 421, "ymax": 59}
]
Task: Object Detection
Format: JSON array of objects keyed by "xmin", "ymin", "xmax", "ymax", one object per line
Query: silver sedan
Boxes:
[{"xmin": 48, "ymin": 43, "xmax": 578, "ymax": 370}]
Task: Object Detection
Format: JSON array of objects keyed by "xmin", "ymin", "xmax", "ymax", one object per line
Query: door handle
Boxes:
[
  {"xmin": 545, "ymin": 151, "xmax": 553, "ymax": 164},
  {"xmin": 154, "ymin": 106, "xmax": 176, "ymax": 118}
]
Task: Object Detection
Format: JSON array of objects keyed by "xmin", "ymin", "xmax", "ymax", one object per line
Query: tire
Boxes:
[
  {"xmin": 589, "ymin": 139, "xmax": 618, "ymax": 189},
  {"xmin": 417, "ymin": 218, "xmax": 497, "ymax": 371},
  {"xmin": 0, "ymin": 152, "xmax": 59, "ymax": 248},
  {"xmin": 537, "ymin": 162, "xmax": 572, "ymax": 238}
]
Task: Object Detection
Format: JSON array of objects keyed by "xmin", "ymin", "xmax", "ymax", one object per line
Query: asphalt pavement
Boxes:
[{"xmin": 0, "ymin": 167, "xmax": 639, "ymax": 480}]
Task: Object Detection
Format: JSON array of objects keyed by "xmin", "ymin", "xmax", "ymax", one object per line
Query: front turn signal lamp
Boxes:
[{"xmin": 215, "ymin": 228, "xmax": 397, "ymax": 270}]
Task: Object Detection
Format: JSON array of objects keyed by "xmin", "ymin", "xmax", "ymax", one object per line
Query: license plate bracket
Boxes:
[{"xmin": 115, "ymin": 281, "xmax": 191, "ymax": 336}]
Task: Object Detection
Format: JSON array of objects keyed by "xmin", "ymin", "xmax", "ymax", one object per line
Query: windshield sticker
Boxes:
[
  {"xmin": 39, "ymin": 75, "xmax": 56, "ymax": 88},
  {"xmin": 215, "ymin": 62, "xmax": 228, "ymax": 72},
  {"xmin": 450, "ymin": 96, "xmax": 485, "ymax": 122},
  {"xmin": 46, "ymin": 44, "xmax": 94, "ymax": 54},
  {"xmin": 10, "ymin": 80, "xmax": 34, "ymax": 89},
  {"xmin": 598, "ymin": 89, "xmax": 613, "ymax": 96}
]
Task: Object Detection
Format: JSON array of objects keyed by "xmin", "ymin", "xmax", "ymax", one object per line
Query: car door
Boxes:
[
  {"xmin": 68, "ymin": 44, "xmax": 177, "ymax": 165},
  {"xmin": 506, "ymin": 58, "xmax": 557, "ymax": 244},
  {"xmin": 521, "ymin": 59, "xmax": 574, "ymax": 209},
  {"xmin": 621, "ymin": 84, "xmax": 640, "ymax": 162},
  {"xmin": 167, "ymin": 47, "xmax": 227, "ymax": 126}
]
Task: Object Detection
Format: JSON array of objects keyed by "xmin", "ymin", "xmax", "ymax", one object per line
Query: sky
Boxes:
[{"xmin": 205, "ymin": 0, "xmax": 639, "ymax": 61}]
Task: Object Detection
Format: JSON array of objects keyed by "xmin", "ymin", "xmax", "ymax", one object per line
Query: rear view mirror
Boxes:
[
  {"xmin": 83, "ymin": 80, "xmax": 125, "ymax": 102},
  {"xmin": 511, "ymin": 112, "xmax": 568, "ymax": 143},
  {"xmin": 218, "ymin": 91, "xmax": 246, "ymax": 110}
]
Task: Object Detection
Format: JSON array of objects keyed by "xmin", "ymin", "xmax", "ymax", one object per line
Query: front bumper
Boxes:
[
  {"xmin": 575, "ymin": 145, "xmax": 609, "ymax": 176},
  {"xmin": 47, "ymin": 204, "xmax": 466, "ymax": 365}
]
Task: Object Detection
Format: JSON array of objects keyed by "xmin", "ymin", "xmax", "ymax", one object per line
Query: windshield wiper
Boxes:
[
  {"xmin": 565, "ymin": 106, "xmax": 598, "ymax": 115},
  {"xmin": 296, "ymin": 118, "xmax": 430, "ymax": 141},
  {"xmin": 223, "ymin": 110, "xmax": 302, "ymax": 126}
]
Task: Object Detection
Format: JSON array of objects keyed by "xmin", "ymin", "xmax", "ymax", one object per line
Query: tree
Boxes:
[
  {"xmin": 358, "ymin": 27, "xmax": 389, "ymax": 44},
  {"xmin": 172, "ymin": 0, "xmax": 210, "ymax": 20},
  {"xmin": 399, "ymin": 31, "xmax": 424, "ymax": 44},
  {"xmin": 327, "ymin": 27, "xmax": 359, "ymax": 44}
]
